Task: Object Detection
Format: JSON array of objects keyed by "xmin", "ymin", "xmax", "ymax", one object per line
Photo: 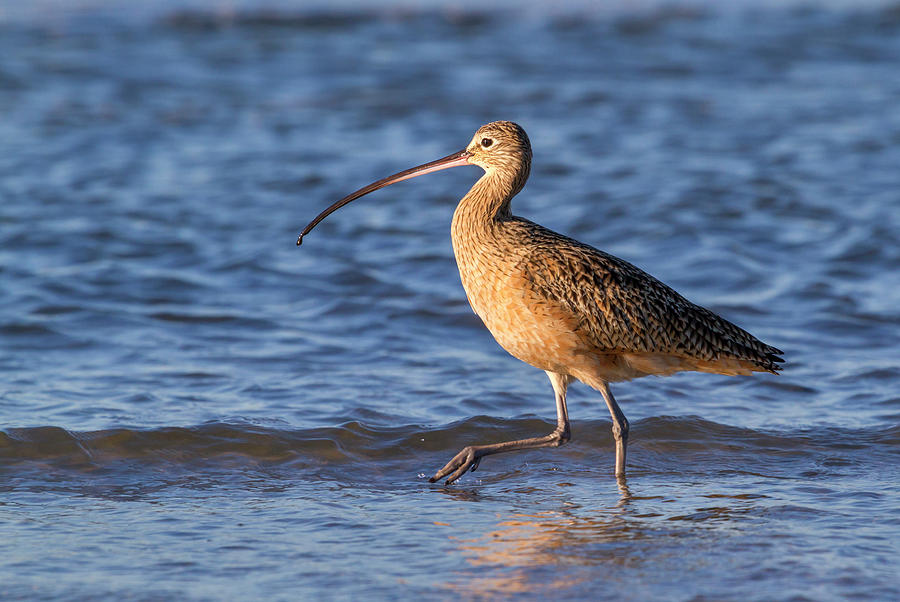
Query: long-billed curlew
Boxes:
[{"xmin": 297, "ymin": 121, "xmax": 783, "ymax": 484}]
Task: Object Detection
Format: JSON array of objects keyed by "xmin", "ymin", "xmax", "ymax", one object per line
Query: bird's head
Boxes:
[{"xmin": 464, "ymin": 121, "xmax": 532, "ymax": 173}]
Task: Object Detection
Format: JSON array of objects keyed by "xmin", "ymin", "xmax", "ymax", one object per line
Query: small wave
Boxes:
[{"xmin": 2, "ymin": 417, "xmax": 896, "ymax": 478}]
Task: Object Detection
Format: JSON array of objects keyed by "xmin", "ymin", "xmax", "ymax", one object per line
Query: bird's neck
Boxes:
[{"xmin": 451, "ymin": 165, "xmax": 528, "ymax": 238}]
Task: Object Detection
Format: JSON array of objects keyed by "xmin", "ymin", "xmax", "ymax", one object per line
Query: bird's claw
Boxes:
[{"xmin": 428, "ymin": 446, "xmax": 482, "ymax": 485}]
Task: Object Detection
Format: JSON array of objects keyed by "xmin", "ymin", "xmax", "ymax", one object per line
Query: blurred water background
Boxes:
[{"xmin": 2, "ymin": 0, "xmax": 899, "ymax": 599}]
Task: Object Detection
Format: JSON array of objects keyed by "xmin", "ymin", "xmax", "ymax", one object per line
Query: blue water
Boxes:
[{"xmin": 2, "ymin": 2, "xmax": 899, "ymax": 600}]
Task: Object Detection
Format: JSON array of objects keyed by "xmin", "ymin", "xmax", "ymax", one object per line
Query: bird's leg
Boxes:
[
  {"xmin": 598, "ymin": 381, "xmax": 629, "ymax": 477},
  {"xmin": 429, "ymin": 372, "xmax": 572, "ymax": 485}
]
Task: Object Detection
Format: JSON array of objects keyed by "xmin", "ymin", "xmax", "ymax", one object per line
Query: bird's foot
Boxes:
[{"xmin": 429, "ymin": 446, "xmax": 484, "ymax": 485}]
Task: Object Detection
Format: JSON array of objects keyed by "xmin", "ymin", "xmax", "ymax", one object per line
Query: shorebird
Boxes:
[{"xmin": 297, "ymin": 121, "xmax": 783, "ymax": 484}]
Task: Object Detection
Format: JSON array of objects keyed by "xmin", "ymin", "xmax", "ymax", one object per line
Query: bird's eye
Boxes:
[{"xmin": 481, "ymin": 138, "xmax": 494, "ymax": 148}]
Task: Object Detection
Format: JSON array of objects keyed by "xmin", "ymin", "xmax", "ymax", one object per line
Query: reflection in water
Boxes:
[
  {"xmin": 440, "ymin": 480, "xmax": 637, "ymax": 596},
  {"xmin": 447, "ymin": 510, "xmax": 635, "ymax": 595},
  {"xmin": 438, "ymin": 480, "xmax": 777, "ymax": 597},
  {"xmin": 616, "ymin": 474, "xmax": 632, "ymax": 503}
]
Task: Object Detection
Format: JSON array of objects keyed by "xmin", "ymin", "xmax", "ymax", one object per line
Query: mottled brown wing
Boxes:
[{"xmin": 513, "ymin": 221, "xmax": 784, "ymax": 373}]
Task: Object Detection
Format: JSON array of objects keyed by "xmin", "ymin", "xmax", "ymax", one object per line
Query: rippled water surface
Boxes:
[{"xmin": 2, "ymin": 1, "xmax": 899, "ymax": 600}]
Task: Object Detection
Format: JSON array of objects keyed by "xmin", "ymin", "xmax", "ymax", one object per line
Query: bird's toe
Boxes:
[{"xmin": 429, "ymin": 446, "xmax": 479, "ymax": 484}]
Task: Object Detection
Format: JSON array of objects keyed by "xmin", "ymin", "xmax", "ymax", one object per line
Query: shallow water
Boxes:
[{"xmin": 2, "ymin": 1, "xmax": 900, "ymax": 600}]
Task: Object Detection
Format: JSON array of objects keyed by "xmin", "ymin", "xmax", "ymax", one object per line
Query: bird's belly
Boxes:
[
  {"xmin": 460, "ymin": 266, "xmax": 664, "ymax": 385},
  {"xmin": 461, "ymin": 270, "xmax": 585, "ymax": 374}
]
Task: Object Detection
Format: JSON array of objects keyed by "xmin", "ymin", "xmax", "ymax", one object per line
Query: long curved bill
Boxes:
[{"xmin": 297, "ymin": 148, "xmax": 472, "ymax": 245}]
